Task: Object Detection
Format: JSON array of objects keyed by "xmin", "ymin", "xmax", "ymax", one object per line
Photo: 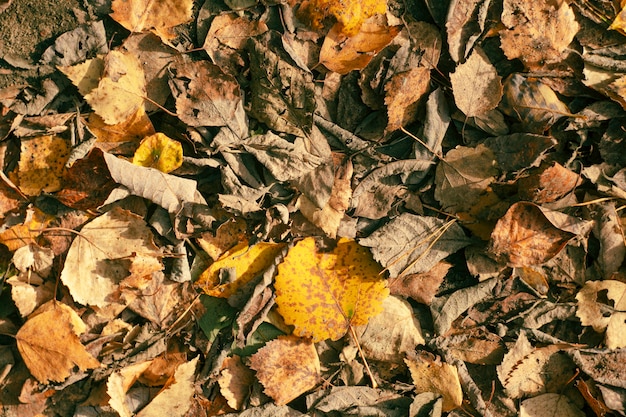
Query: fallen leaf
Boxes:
[
  {"xmin": 274, "ymin": 237, "xmax": 388, "ymax": 342},
  {"xmin": 405, "ymin": 351, "xmax": 463, "ymax": 412},
  {"xmin": 450, "ymin": 47, "xmax": 502, "ymax": 117},
  {"xmin": 16, "ymin": 135, "xmax": 69, "ymax": 196},
  {"xmin": 60, "ymin": 206, "xmax": 162, "ymax": 309},
  {"xmin": 110, "ymin": 0, "xmax": 193, "ymax": 42},
  {"xmin": 434, "ymin": 144, "xmax": 499, "ymax": 213},
  {"xmin": 359, "ymin": 213, "xmax": 471, "ymax": 277},
  {"xmin": 389, "ymin": 261, "xmax": 451, "ymax": 305},
  {"xmin": 443, "ymin": 327, "xmax": 505, "ymax": 365},
  {"xmin": 355, "ymin": 295, "xmax": 425, "ymax": 363},
  {"xmin": 107, "ymin": 361, "xmax": 154, "ymax": 417},
  {"xmin": 88, "ymin": 107, "xmax": 155, "ymax": 153},
  {"xmin": 500, "ymin": 0, "xmax": 579, "ymax": 70},
  {"xmin": 592, "ymin": 202, "xmax": 626, "ymax": 280},
  {"xmin": 500, "ymin": 74, "xmax": 570, "ymax": 133},
  {"xmin": 385, "ymin": 67, "xmax": 431, "ymax": 132},
  {"xmin": 489, "ymin": 202, "xmax": 575, "ymax": 267},
  {"xmin": 583, "ymin": 64, "xmax": 626, "ymax": 110},
  {"xmin": 517, "ymin": 162, "xmax": 582, "ymax": 203},
  {"xmin": 519, "ymin": 393, "xmax": 585, "ymax": 417},
  {"xmin": 132, "ymin": 133, "xmax": 183, "ymax": 173},
  {"xmin": 218, "ymin": 355, "xmax": 255, "ymax": 410},
  {"xmin": 197, "ymin": 217, "xmax": 248, "ymax": 261},
  {"xmin": 196, "ymin": 242, "xmax": 285, "ymax": 298},
  {"xmin": 16, "ymin": 301, "xmax": 100, "ymax": 383},
  {"xmin": 297, "ymin": 0, "xmax": 387, "ymax": 36},
  {"xmin": 483, "ymin": 133, "xmax": 556, "ymax": 172},
  {"xmin": 319, "ymin": 15, "xmax": 400, "ymax": 74},
  {"xmin": 576, "ymin": 280, "xmax": 626, "ymax": 349},
  {"xmin": 445, "ymin": 0, "xmax": 490, "ymax": 63},
  {"xmin": 0, "ymin": 207, "xmax": 51, "ymax": 251},
  {"xmin": 136, "ymin": 357, "xmax": 198, "ymax": 417},
  {"xmin": 83, "ymin": 50, "xmax": 146, "ymax": 125},
  {"xmin": 249, "ymin": 335, "xmax": 320, "ymax": 405}
]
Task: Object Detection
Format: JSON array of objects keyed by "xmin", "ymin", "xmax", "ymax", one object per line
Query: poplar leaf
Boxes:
[{"xmin": 132, "ymin": 133, "xmax": 183, "ymax": 173}]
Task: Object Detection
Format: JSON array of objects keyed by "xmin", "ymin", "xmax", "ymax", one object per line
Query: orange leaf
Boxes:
[
  {"xmin": 298, "ymin": 0, "xmax": 387, "ymax": 36},
  {"xmin": 0, "ymin": 207, "xmax": 51, "ymax": 251},
  {"xmin": 249, "ymin": 335, "xmax": 320, "ymax": 405},
  {"xmin": 274, "ymin": 237, "xmax": 388, "ymax": 342},
  {"xmin": 489, "ymin": 202, "xmax": 574, "ymax": 267},
  {"xmin": 405, "ymin": 351, "xmax": 463, "ymax": 412},
  {"xmin": 110, "ymin": 0, "xmax": 193, "ymax": 41},
  {"xmin": 16, "ymin": 301, "xmax": 100, "ymax": 384}
]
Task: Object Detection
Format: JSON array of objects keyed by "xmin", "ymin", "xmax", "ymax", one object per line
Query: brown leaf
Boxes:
[
  {"xmin": 110, "ymin": 0, "xmax": 193, "ymax": 42},
  {"xmin": 389, "ymin": 261, "xmax": 451, "ymax": 305},
  {"xmin": 405, "ymin": 351, "xmax": 463, "ymax": 412},
  {"xmin": 500, "ymin": 0, "xmax": 579, "ymax": 70},
  {"xmin": 16, "ymin": 301, "xmax": 100, "ymax": 383},
  {"xmin": 517, "ymin": 162, "xmax": 582, "ymax": 203},
  {"xmin": 385, "ymin": 67, "xmax": 431, "ymax": 132},
  {"xmin": 249, "ymin": 335, "xmax": 320, "ymax": 405},
  {"xmin": 489, "ymin": 202, "xmax": 574, "ymax": 267},
  {"xmin": 450, "ymin": 47, "xmax": 502, "ymax": 117},
  {"xmin": 218, "ymin": 355, "xmax": 255, "ymax": 410}
]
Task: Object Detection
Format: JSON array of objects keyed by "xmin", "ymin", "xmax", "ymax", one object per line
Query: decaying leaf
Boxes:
[
  {"xmin": 196, "ymin": 242, "xmax": 284, "ymax": 298},
  {"xmin": 132, "ymin": 133, "xmax": 183, "ymax": 173},
  {"xmin": 110, "ymin": 0, "xmax": 193, "ymax": 41},
  {"xmin": 319, "ymin": 15, "xmax": 400, "ymax": 74},
  {"xmin": 405, "ymin": 351, "xmax": 463, "ymax": 412},
  {"xmin": 60, "ymin": 206, "xmax": 162, "ymax": 309},
  {"xmin": 500, "ymin": 0, "xmax": 579, "ymax": 70},
  {"xmin": 385, "ymin": 66, "xmax": 431, "ymax": 132},
  {"xmin": 355, "ymin": 295, "xmax": 425, "ymax": 363},
  {"xmin": 16, "ymin": 135, "xmax": 69, "ymax": 196},
  {"xmin": 360, "ymin": 213, "xmax": 471, "ymax": 277},
  {"xmin": 576, "ymin": 280, "xmax": 626, "ymax": 349},
  {"xmin": 519, "ymin": 393, "xmax": 585, "ymax": 417},
  {"xmin": 16, "ymin": 301, "xmax": 100, "ymax": 383},
  {"xmin": 197, "ymin": 217, "xmax": 248, "ymax": 261},
  {"xmin": 249, "ymin": 335, "xmax": 320, "ymax": 405},
  {"xmin": 450, "ymin": 47, "xmax": 502, "ymax": 117},
  {"xmin": 517, "ymin": 162, "xmax": 582, "ymax": 203},
  {"xmin": 274, "ymin": 237, "xmax": 388, "ymax": 342},
  {"xmin": 218, "ymin": 355, "xmax": 255, "ymax": 411},
  {"xmin": 489, "ymin": 202, "xmax": 575, "ymax": 267}
]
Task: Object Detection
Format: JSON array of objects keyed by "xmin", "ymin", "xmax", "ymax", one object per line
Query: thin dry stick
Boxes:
[{"xmin": 348, "ymin": 324, "xmax": 378, "ymax": 389}]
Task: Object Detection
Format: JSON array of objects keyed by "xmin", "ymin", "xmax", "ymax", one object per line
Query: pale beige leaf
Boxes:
[
  {"xmin": 576, "ymin": 280, "xmax": 626, "ymax": 349},
  {"xmin": 519, "ymin": 394, "xmax": 585, "ymax": 417},
  {"xmin": 405, "ymin": 352, "xmax": 463, "ymax": 412}
]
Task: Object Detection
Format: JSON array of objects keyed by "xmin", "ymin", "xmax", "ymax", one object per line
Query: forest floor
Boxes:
[{"xmin": 1, "ymin": 0, "xmax": 626, "ymax": 416}]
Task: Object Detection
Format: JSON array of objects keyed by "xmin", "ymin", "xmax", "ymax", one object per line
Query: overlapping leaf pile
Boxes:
[{"xmin": 2, "ymin": 0, "xmax": 626, "ymax": 415}]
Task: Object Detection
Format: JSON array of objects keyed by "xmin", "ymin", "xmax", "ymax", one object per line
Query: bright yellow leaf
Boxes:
[
  {"xmin": 132, "ymin": 133, "xmax": 183, "ymax": 173},
  {"xmin": 298, "ymin": 0, "xmax": 387, "ymax": 36},
  {"xmin": 196, "ymin": 242, "xmax": 285, "ymax": 298},
  {"xmin": 274, "ymin": 237, "xmax": 388, "ymax": 342}
]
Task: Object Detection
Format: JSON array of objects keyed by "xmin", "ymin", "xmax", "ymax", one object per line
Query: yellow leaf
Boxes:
[
  {"xmin": 298, "ymin": 0, "xmax": 387, "ymax": 36},
  {"xmin": 16, "ymin": 301, "xmax": 100, "ymax": 384},
  {"xmin": 196, "ymin": 242, "xmax": 285, "ymax": 298},
  {"xmin": 249, "ymin": 335, "xmax": 320, "ymax": 405},
  {"xmin": 274, "ymin": 237, "xmax": 388, "ymax": 342},
  {"xmin": 0, "ymin": 207, "xmax": 52, "ymax": 251},
  {"xmin": 405, "ymin": 352, "xmax": 463, "ymax": 412},
  {"xmin": 197, "ymin": 217, "xmax": 248, "ymax": 261},
  {"xmin": 16, "ymin": 135, "xmax": 70, "ymax": 196},
  {"xmin": 132, "ymin": 133, "xmax": 183, "ymax": 173}
]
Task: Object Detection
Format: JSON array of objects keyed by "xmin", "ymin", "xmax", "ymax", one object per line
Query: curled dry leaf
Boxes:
[
  {"xmin": 320, "ymin": 15, "xmax": 400, "ymax": 75},
  {"xmin": 405, "ymin": 351, "xmax": 463, "ymax": 412},
  {"xmin": 297, "ymin": 0, "xmax": 387, "ymax": 36},
  {"xmin": 576, "ymin": 280, "xmax": 626, "ymax": 349},
  {"xmin": 218, "ymin": 355, "xmax": 255, "ymax": 410},
  {"xmin": 274, "ymin": 237, "xmax": 388, "ymax": 342},
  {"xmin": 249, "ymin": 335, "xmax": 320, "ymax": 405},
  {"xmin": 16, "ymin": 301, "xmax": 100, "ymax": 384},
  {"xmin": 132, "ymin": 133, "xmax": 183, "ymax": 173},
  {"xmin": 489, "ymin": 202, "xmax": 575, "ymax": 267}
]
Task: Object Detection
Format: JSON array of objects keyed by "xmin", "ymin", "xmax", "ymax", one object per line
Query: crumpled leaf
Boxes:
[
  {"xmin": 359, "ymin": 213, "xmax": 471, "ymax": 277},
  {"xmin": 103, "ymin": 151, "xmax": 206, "ymax": 213},
  {"xmin": 355, "ymin": 295, "xmax": 425, "ymax": 363},
  {"xmin": 132, "ymin": 133, "xmax": 183, "ymax": 173},
  {"xmin": 320, "ymin": 15, "xmax": 400, "ymax": 75},
  {"xmin": 135, "ymin": 357, "xmax": 198, "ymax": 417},
  {"xmin": 489, "ymin": 202, "xmax": 575, "ymax": 267},
  {"xmin": 110, "ymin": 0, "xmax": 193, "ymax": 42},
  {"xmin": 450, "ymin": 47, "xmax": 502, "ymax": 117},
  {"xmin": 576, "ymin": 280, "xmax": 626, "ymax": 349},
  {"xmin": 405, "ymin": 351, "xmax": 463, "ymax": 412},
  {"xmin": 196, "ymin": 242, "xmax": 284, "ymax": 298},
  {"xmin": 591, "ymin": 202, "xmax": 626, "ymax": 279},
  {"xmin": 274, "ymin": 237, "xmax": 388, "ymax": 342},
  {"xmin": 583, "ymin": 64, "xmax": 626, "ymax": 111},
  {"xmin": 519, "ymin": 394, "xmax": 585, "ymax": 417},
  {"xmin": 249, "ymin": 335, "xmax": 320, "ymax": 405},
  {"xmin": 434, "ymin": 144, "xmax": 498, "ymax": 213},
  {"xmin": 88, "ymin": 107, "xmax": 155, "ymax": 152},
  {"xmin": 218, "ymin": 355, "xmax": 255, "ymax": 411},
  {"xmin": 169, "ymin": 59, "xmax": 247, "ymax": 138},
  {"xmin": 243, "ymin": 132, "xmax": 326, "ymax": 182},
  {"xmin": 41, "ymin": 21, "xmax": 108, "ymax": 67},
  {"xmin": 247, "ymin": 32, "xmax": 316, "ymax": 136},
  {"xmin": 107, "ymin": 361, "xmax": 154, "ymax": 417},
  {"xmin": 500, "ymin": 0, "xmax": 579, "ymax": 70},
  {"xmin": 0, "ymin": 207, "xmax": 51, "ymax": 251},
  {"xmin": 500, "ymin": 73, "xmax": 570, "ymax": 133},
  {"xmin": 60, "ymin": 206, "xmax": 162, "ymax": 309},
  {"xmin": 445, "ymin": 0, "xmax": 491, "ymax": 63},
  {"xmin": 297, "ymin": 0, "xmax": 387, "ymax": 36},
  {"xmin": 16, "ymin": 135, "xmax": 69, "ymax": 196},
  {"xmin": 16, "ymin": 301, "xmax": 100, "ymax": 384},
  {"xmin": 308, "ymin": 386, "xmax": 408, "ymax": 415},
  {"xmin": 483, "ymin": 133, "xmax": 556, "ymax": 172}
]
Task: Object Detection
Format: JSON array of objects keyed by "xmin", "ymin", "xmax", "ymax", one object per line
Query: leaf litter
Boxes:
[{"xmin": 3, "ymin": 0, "xmax": 626, "ymax": 416}]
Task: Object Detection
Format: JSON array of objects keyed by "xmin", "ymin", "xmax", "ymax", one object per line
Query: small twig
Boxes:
[{"xmin": 348, "ymin": 324, "xmax": 377, "ymax": 389}]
